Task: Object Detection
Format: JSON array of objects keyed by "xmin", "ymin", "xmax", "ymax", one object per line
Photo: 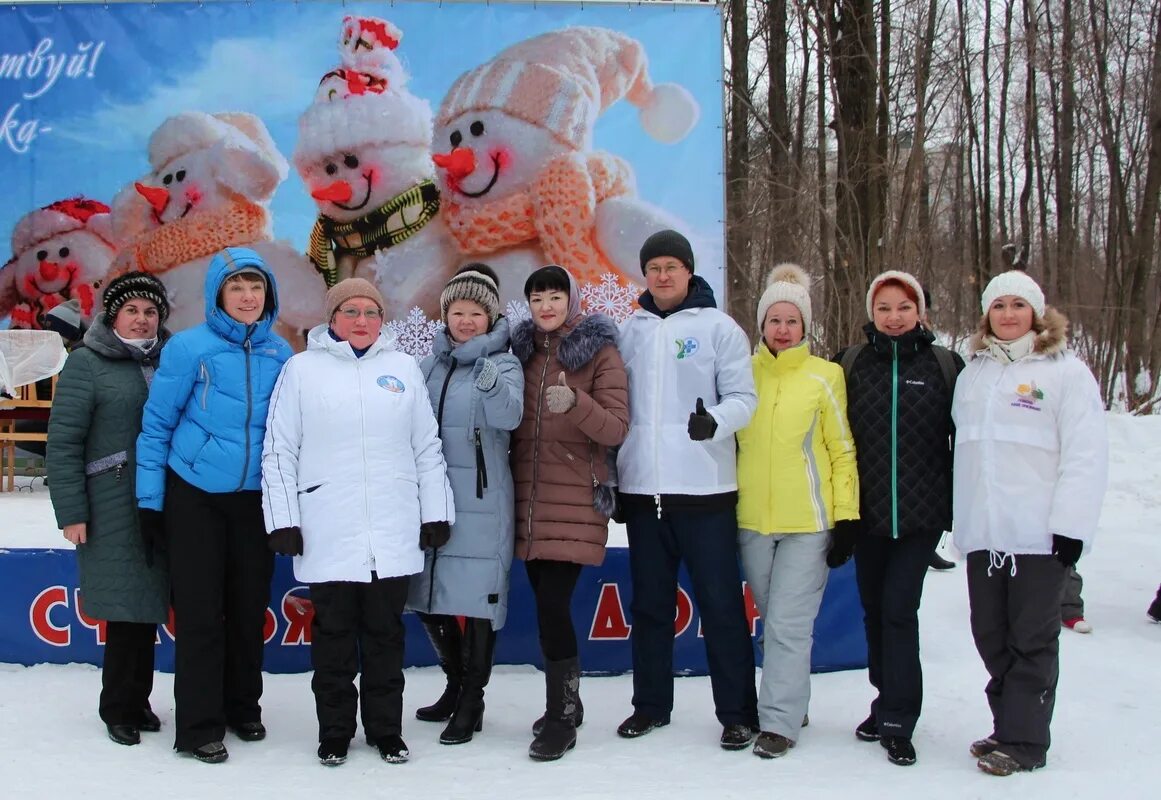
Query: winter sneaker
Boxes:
[
  {"xmin": 929, "ymin": 553, "xmax": 957, "ymax": 570},
  {"xmin": 374, "ymin": 734, "xmax": 410, "ymax": 764},
  {"xmin": 139, "ymin": 707, "xmax": 161, "ymax": 733},
  {"xmin": 970, "ymin": 737, "xmax": 1000, "ymax": 758},
  {"xmin": 190, "ymin": 741, "xmax": 228, "ymax": 764},
  {"xmin": 532, "ymin": 695, "xmax": 584, "ymax": 736},
  {"xmin": 753, "ymin": 732, "xmax": 794, "ymax": 759},
  {"xmin": 317, "ymin": 738, "xmax": 349, "ymax": 766},
  {"xmin": 106, "ymin": 723, "xmax": 140, "ymax": 746},
  {"xmin": 1063, "ymin": 616, "xmax": 1093, "ymax": 634},
  {"xmin": 720, "ymin": 723, "xmax": 756, "ymax": 751},
  {"xmin": 855, "ymin": 715, "xmax": 880, "ymax": 742},
  {"xmin": 616, "ymin": 711, "xmax": 669, "ymax": 739},
  {"xmin": 977, "ymin": 749, "xmax": 1044, "ymax": 776},
  {"xmin": 228, "ymin": 721, "xmax": 266, "ymax": 742},
  {"xmin": 880, "ymin": 736, "xmax": 916, "ymax": 766}
]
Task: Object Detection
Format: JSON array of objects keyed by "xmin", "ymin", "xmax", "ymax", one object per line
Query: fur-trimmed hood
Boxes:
[
  {"xmin": 511, "ymin": 313, "xmax": 619, "ymax": 371},
  {"xmin": 971, "ymin": 305, "xmax": 1068, "ymax": 358}
]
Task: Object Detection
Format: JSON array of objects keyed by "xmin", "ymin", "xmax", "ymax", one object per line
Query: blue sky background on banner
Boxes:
[{"xmin": 1, "ymin": 0, "xmax": 724, "ymax": 291}]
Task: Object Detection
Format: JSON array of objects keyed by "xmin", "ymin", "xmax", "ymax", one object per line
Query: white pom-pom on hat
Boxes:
[
  {"xmin": 638, "ymin": 83, "xmax": 700, "ymax": 144},
  {"xmin": 756, "ymin": 262, "xmax": 813, "ymax": 334}
]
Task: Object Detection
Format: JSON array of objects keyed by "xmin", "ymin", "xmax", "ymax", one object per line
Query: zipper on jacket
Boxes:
[
  {"xmin": 527, "ymin": 333, "xmax": 552, "ymax": 545},
  {"xmin": 356, "ymin": 358, "xmax": 373, "ymax": 569},
  {"xmin": 474, "ymin": 427, "xmax": 488, "ymax": 499},
  {"xmin": 435, "ymin": 365, "xmax": 454, "ymax": 437},
  {"xmin": 653, "ymin": 318, "xmax": 665, "ymax": 518},
  {"xmin": 427, "ymin": 546, "xmax": 439, "ymax": 610},
  {"xmin": 199, "ymin": 362, "xmax": 211, "ymax": 410},
  {"xmin": 235, "ymin": 332, "xmax": 254, "ymax": 491},
  {"xmin": 890, "ymin": 340, "xmax": 899, "ymax": 539}
]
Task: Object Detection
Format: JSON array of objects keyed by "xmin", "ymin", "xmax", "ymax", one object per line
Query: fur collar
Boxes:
[
  {"xmin": 970, "ymin": 305, "xmax": 1068, "ymax": 357},
  {"xmin": 511, "ymin": 314, "xmax": 619, "ymax": 371}
]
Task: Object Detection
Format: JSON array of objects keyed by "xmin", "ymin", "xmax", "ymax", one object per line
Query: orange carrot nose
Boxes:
[
  {"xmin": 38, "ymin": 260, "xmax": 61, "ymax": 282},
  {"xmin": 311, "ymin": 180, "xmax": 353, "ymax": 203},
  {"xmin": 135, "ymin": 182, "xmax": 170, "ymax": 215},
  {"xmin": 432, "ymin": 147, "xmax": 476, "ymax": 181}
]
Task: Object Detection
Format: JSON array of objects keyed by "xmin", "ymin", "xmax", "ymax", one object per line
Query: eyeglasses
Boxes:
[
  {"xmin": 645, "ymin": 264, "xmax": 686, "ymax": 277},
  {"xmin": 337, "ymin": 307, "xmax": 382, "ymax": 320}
]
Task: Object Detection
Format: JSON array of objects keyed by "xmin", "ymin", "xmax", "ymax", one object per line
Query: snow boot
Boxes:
[
  {"xmin": 881, "ymin": 736, "xmax": 916, "ymax": 766},
  {"xmin": 970, "ymin": 736, "xmax": 999, "ymax": 757},
  {"xmin": 753, "ymin": 732, "xmax": 794, "ymax": 759},
  {"xmin": 1149, "ymin": 586, "xmax": 1161, "ymax": 622},
  {"xmin": 373, "ymin": 734, "xmax": 409, "ymax": 763},
  {"xmin": 440, "ymin": 618, "xmax": 495, "ymax": 745},
  {"xmin": 106, "ymin": 723, "xmax": 140, "ymax": 746},
  {"xmin": 317, "ymin": 737, "xmax": 349, "ymax": 766},
  {"xmin": 616, "ymin": 711, "xmax": 670, "ymax": 738},
  {"xmin": 139, "ymin": 706, "xmax": 161, "ymax": 733},
  {"xmin": 528, "ymin": 657, "xmax": 579, "ymax": 761},
  {"xmin": 929, "ymin": 552, "xmax": 956, "ymax": 570},
  {"xmin": 416, "ymin": 615, "xmax": 463, "ymax": 722},
  {"xmin": 720, "ymin": 723, "xmax": 756, "ymax": 750},
  {"xmin": 855, "ymin": 715, "xmax": 880, "ymax": 742},
  {"xmin": 1063, "ymin": 616, "xmax": 1093, "ymax": 633},
  {"xmin": 977, "ymin": 749, "xmax": 1045, "ymax": 776},
  {"xmin": 532, "ymin": 691, "xmax": 583, "ymax": 736}
]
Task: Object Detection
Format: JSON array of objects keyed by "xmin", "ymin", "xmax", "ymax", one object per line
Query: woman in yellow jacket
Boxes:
[{"xmin": 736, "ymin": 264, "xmax": 859, "ymax": 760}]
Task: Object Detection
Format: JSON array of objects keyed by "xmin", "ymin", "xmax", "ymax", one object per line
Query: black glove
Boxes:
[
  {"xmin": 268, "ymin": 526, "xmax": 304, "ymax": 556},
  {"xmin": 826, "ymin": 519, "xmax": 860, "ymax": 568},
  {"xmin": 1052, "ymin": 534, "xmax": 1083, "ymax": 568},
  {"xmin": 687, "ymin": 397, "xmax": 718, "ymax": 441},
  {"xmin": 419, "ymin": 521, "xmax": 452, "ymax": 550},
  {"xmin": 138, "ymin": 508, "xmax": 166, "ymax": 568}
]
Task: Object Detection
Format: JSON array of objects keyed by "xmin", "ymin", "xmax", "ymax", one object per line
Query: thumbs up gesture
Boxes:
[
  {"xmin": 687, "ymin": 397, "xmax": 718, "ymax": 441},
  {"xmin": 545, "ymin": 371, "xmax": 577, "ymax": 413}
]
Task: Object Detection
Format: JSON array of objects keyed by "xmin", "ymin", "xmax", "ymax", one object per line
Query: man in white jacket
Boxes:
[
  {"xmin": 614, "ymin": 230, "xmax": 759, "ymax": 750},
  {"xmin": 261, "ymin": 278, "xmax": 453, "ymax": 767}
]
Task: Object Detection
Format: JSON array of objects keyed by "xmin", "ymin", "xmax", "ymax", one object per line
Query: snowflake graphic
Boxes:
[
  {"xmin": 581, "ymin": 272, "xmax": 638, "ymax": 322},
  {"xmin": 505, "ymin": 299, "xmax": 531, "ymax": 323},
  {"xmin": 386, "ymin": 306, "xmax": 442, "ymax": 359}
]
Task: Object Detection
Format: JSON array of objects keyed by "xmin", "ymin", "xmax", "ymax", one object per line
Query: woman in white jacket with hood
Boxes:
[
  {"xmin": 261, "ymin": 278, "xmax": 453, "ymax": 768},
  {"xmin": 951, "ymin": 269, "xmax": 1107, "ymax": 777}
]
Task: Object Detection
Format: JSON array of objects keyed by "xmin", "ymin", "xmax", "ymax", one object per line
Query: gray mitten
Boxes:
[{"xmin": 472, "ymin": 357, "xmax": 499, "ymax": 392}]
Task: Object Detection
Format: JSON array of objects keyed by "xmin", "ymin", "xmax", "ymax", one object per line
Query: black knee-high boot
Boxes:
[
  {"xmin": 416, "ymin": 614, "xmax": 463, "ymax": 723},
  {"xmin": 439, "ymin": 618, "xmax": 495, "ymax": 744}
]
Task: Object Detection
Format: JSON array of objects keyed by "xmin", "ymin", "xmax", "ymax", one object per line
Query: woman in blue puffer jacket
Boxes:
[{"xmin": 135, "ymin": 246, "xmax": 293, "ymax": 764}]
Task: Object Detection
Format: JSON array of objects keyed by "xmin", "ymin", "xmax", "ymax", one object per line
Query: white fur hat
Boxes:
[
  {"xmin": 293, "ymin": 16, "xmax": 432, "ymax": 170},
  {"xmin": 11, "ymin": 197, "xmax": 114, "ymax": 256},
  {"xmin": 981, "ymin": 269, "xmax": 1045, "ymax": 317},
  {"xmin": 756, "ymin": 263, "xmax": 812, "ymax": 334},
  {"xmin": 436, "ymin": 26, "xmax": 699, "ymax": 151},
  {"xmin": 866, "ymin": 270, "xmax": 926, "ymax": 319}
]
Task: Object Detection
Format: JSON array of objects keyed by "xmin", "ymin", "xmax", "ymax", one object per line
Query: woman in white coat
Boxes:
[
  {"xmin": 951, "ymin": 269, "xmax": 1107, "ymax": 777},
  {"xmin": 261, "ymin": 278, "xmax": 453, "ymax": 768}
]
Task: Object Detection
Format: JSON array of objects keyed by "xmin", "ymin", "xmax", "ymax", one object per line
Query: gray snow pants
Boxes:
[
  {"xmin": 967, "ymin": 551, "xmax": 1067, "ymax": 768},
  {"xmin": 1061, "ymin": 566, "xmax": 1084, "ymax": 620}
]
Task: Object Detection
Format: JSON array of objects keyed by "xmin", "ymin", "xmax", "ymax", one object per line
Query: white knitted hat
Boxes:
[
  {"xmin": 866, "ymin": 270, "xmax": 926, "ymax": 319},
  {"xmin": 756, "ymin": 263, "xmax": 812, "ymax": 334},
  {"xmin": 980, "ymin": 270, "xmax": 1045, "ymax": 317},
  {"xmin": 436, "ymin": 26, "xmax": 699, "ymax": 151},
  {"xmin": 293, "ymin": 16, "xmax": 432, "ymax": 170}
]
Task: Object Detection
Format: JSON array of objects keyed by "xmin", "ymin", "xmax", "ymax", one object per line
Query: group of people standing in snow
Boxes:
[{"xmin": 46, "ymin": 227, "xmax": 1108, "ymax": 778}]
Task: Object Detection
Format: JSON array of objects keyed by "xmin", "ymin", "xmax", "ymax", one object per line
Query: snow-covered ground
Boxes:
[{"xmin": 2, "ymin": 413, "xmax": 1159, "ymax": 798}]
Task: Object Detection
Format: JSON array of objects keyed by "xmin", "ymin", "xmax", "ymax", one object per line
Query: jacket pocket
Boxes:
[
  {"xmin": 84, "ymin": 450, "xmax": 129, "ymax": 478},
  {"xmin": 547, "ymin": 441, "xmax": 596, "ymax": 484},
  {"xmin": 298, "ymin": 483, "xmax": 326, "ymax": 495}
]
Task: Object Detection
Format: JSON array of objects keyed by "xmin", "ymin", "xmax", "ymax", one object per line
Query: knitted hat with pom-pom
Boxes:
[{"xmin": 756, "ymin": 263, "xmax": 813, "ymax": 334}]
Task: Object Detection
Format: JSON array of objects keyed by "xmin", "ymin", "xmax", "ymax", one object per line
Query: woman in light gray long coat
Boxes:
[{"xmin": 406, "ymin": 265, "xmax": 523, "ymax": 746}]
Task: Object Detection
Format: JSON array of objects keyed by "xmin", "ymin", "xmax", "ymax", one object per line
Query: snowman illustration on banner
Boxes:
[
  {"xmin": 108, "ymin": 111, "xmax": 326, "ymax": 336},
  {"xmin": 0, "ymin": 197, "xmax": 113, "ymax": 330},
  {"xmin": 433, "ymin": 26, "xmax": 700, "ymax": 322},
  {"xmin": 294, "ymin": 15, "xmax": 457, "ymax": 337}
]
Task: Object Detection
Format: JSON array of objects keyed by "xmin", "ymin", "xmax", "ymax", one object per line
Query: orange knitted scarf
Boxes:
[
  {"xmin": 441, "ymin": 151, "xmax": 635, "ymax": 285},
  {"xmin": 109, "ymin": 199, "xmax": 270, "ymax": 278}
]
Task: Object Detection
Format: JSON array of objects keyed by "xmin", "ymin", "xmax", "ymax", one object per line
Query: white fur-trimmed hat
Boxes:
[
  {"xmin": 756, "ymin": 263, "xmax": 812, "ymax": 334},
  {"xmin": 866, "ymin": 270, "xmax": 926, "ymax": 319},
  {"xmin": 436, "ymin": 26, "xmax": 699, "ymax": 151},
  {"xmin": 981, "ymin": 269, "xmax": 1046, "ymax": 317},
  {"xmin": 293, "ymin": 16, "xmax": 432, "ymax": 170},
  {"xmin": 11, "ymin": 197, "xmax": 114, "ymax": 256}
]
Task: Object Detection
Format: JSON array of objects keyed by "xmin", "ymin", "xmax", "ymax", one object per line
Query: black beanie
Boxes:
[
  {"xmin": 639, "ymin": 229, "xmax": 695, "ymax": 274},
  {"xmin": 103, "ymin": 271, "xmax": 170, "ymax": 323}
]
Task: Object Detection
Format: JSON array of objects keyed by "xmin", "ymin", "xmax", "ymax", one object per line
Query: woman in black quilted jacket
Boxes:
[{"xmin": 832, "ymin": 271, "xmax": 963, "ymax": 767}]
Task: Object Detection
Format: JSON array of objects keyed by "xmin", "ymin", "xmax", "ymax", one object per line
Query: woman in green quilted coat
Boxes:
[{"xmin": 47, "ymin": 273, "xmax": 171, "ymax": 748}]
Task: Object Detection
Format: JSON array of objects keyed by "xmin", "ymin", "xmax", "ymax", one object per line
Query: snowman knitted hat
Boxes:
[
  {"xmin": 12, "ymin": 197, "xmax": 114, "ymax": 255},
  {"xmin": 436, "ymin": 26, "xmax": 700, "ymax": 151},
  {"xmin": 147, "ymin": 111, "xmax": 286, "ymax": 179},
  {"xmin": 866, "ymin": 270, "xmax": 926, "ymax": 320},
  {"xmin": 439, "ymin": 264, "xmax": 502, "ymax": 327},
  {"xmin": 981, "ymin": 269, "xmax": 1046, "ymax": 317},
  {"xmin": 294, "ymin": 16, "xmax": 433, "ymax": 171},
  {"xmin": 756, "ymin": 264, "xmax": 813, "ymax": 333}
]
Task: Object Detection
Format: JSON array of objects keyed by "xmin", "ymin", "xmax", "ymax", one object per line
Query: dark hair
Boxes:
[
  {"xmin": 456, "ymin": 262, "xmax": 500, "ymax": 289},
  {"xmin": 872, "ymin": 277, "xmax": 920, "ymax": 307},
  {"xmin": 523, "ymin": 265, "xmax": 571, "ymax": 298},
  {"xmin": 922, "ymin": 288, "xmax": 933, "ymax": 311}
]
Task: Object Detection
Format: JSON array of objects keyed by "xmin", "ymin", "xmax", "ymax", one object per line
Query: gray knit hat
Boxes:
[{"xmin": 440, "ymin": 264, "xmax": 502, "ymax": 327}]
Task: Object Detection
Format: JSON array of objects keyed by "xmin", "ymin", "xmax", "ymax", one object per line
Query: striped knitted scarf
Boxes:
[{"xmin": 307, "ymin": 180, "xmax": 440, "ymax": 288}]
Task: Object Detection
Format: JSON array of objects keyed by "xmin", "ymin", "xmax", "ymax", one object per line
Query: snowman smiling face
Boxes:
[
  {"xmin": 433, "ymin": 111, "xmax": 561, "ymax": 203},
  {"xmin": 301, "ymin": 142, "xmax": 435, "ymax": 223}
]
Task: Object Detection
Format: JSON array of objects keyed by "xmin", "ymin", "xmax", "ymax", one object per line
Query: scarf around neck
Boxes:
[{"xmin": 984, "ymin": 330, "xmax": 1037, "ymax": 364}]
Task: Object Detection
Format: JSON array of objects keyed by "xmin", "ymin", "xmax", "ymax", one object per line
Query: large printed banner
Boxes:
[
  {"xmin": 0, "ymin": 548, "xmax": 868, "ymax": 674},
  {"xmin": 0, "ymin": 0, "xmax": 725, "ymax": 353}
]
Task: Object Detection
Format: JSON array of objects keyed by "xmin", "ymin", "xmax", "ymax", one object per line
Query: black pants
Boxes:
[
  {"xmin": 165, "ymin": 473, "xmax": 274, "ymax": 751},
  {"xmin": 967, "ymin": 551, "xmax": 1066, "ymax": 768},
  {"xmin": 854, "ymin": 529, "xmax": 940, "ymax": 738},
  {"xmin": 625, "ymin": 505, "xmax": 758, "ymax": 728},
  {"xmin": 524, "ymin": 559, "xmax": 583, "ymax": 661},
  {"xmin": 310, "ymin": 575, "xmax": 409, "ymax": 742},
  {"xmin": 99, "ymin": 621, "xmax": 157, "ymax": 726}
]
